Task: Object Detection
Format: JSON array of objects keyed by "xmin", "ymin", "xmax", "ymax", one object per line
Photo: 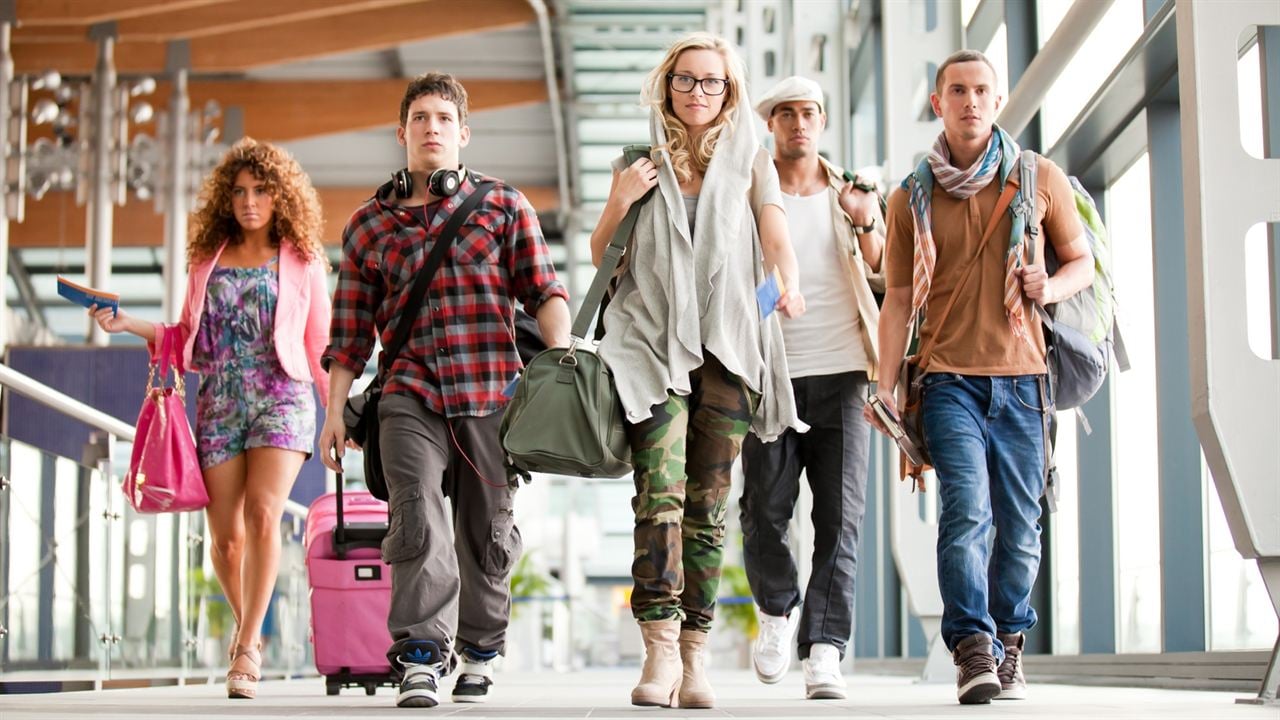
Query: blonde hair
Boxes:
[
  {"xmin": 642, "ymin": 32, "xmax": 745, "ymax": 184},
  {"xmin": 189, "ymin": 137, "xmax": 326, "ymax": 267}
]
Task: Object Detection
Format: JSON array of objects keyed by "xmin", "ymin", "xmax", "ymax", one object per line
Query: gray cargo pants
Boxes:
[{"xmin": 377, "ymin": 392, "xmax": 522, "ymax": 674}]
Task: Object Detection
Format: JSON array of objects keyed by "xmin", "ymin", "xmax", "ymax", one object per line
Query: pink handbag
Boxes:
[{"xmin": 122, "ymin": 327, "xmax": 209, "ymax": 513}]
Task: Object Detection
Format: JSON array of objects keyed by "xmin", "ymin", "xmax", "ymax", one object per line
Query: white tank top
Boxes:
[{"xmin": 779, "ymin": 189, "xmax": 866, "ymax": 378}]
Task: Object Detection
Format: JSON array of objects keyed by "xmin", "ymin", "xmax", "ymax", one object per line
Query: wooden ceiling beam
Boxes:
[
  {"xmin": 29, "ymin": 77, "xmax": 548, "ymax": 143},
  {"xmin": 11, "ymin": 186, "xmax": 560, "ymax": 249},
  {"xmin": 13, "ymin": 0, "xmax": 537, "ymax": 74},
  {"xmin": 17, "ymin": 1, "xmax": 232, "ymax": 26},
  {"xmin": 14, "ymin": 0, "xmax": 421, "ymax": 43}
]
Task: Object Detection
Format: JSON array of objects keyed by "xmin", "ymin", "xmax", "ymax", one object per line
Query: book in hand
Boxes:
[
  {"xmin": 867, "ymin": 394, "xmax": 927, "ymax": 467},
  {"xmin": 57, "ymin": 276, "xmax": 119, "ymax": 317},
  {"xmin": 756, "ymin": 267, "xmax": 786, "ymax": 320}
]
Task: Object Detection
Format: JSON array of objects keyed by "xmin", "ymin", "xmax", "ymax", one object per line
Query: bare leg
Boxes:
[
  {"xmin": 203, "ymin": 456, "xmax": 248, "ymax": 637},
  {"xmin": 235, "ymin": 447, "xmax": 306, "ymax": 650}
]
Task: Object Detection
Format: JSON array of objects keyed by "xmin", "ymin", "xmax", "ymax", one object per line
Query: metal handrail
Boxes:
[{"xmin": 0, "ymin": 362, "xmax": 308, "ymax": 519}]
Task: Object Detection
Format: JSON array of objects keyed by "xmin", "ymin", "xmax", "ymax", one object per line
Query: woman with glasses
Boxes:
[{"xmin": 589, "ymin": 31, "xmax": 806, "ymax": 709}]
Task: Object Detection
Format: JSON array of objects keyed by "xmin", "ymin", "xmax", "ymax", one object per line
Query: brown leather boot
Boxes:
[
  {"xmin": 631, "ymin": 619, "xmax": 682, "ymax": 707},
  {"xmin": 678, "ymin": 629, "xmax": 715, "ymax": 708}
]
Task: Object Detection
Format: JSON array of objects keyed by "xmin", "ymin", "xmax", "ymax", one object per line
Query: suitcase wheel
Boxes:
[
  {"xmin": 326, "ymin": 681, "xmax": 340, "ymax": 696},
  {"xmin": 364, "ymin": 682, "xmax": 377, "ymax": 696}
]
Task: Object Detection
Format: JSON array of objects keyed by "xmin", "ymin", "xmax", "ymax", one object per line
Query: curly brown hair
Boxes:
[{"xmin": 188, "ymin": 137, "xmax": 326, "ymax": 266}]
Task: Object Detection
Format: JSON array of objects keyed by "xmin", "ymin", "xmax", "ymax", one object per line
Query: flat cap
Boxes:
[{"xmin": 754, "ymin": 76, "xmax": 825, "ymax": 121}]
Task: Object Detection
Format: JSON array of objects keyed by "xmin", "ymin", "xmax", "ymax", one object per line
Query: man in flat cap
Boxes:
[{"xmin": 739, "ymin": 75, "xmax": 885, "ymax": 700}]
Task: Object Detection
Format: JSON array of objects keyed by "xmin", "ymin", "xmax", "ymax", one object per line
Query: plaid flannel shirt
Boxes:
[{"xmin": 322, "ymin": 171, "xmax": 567, "ymax": 418}]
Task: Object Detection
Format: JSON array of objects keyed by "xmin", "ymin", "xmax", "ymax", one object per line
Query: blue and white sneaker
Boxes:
[
  {"xmin": 451, "ymin": 647, "xmax": 497, "ymax": 703},
  {"xmin": 396, "ymin": 640, "xmax": 444, "ymax": 708}
]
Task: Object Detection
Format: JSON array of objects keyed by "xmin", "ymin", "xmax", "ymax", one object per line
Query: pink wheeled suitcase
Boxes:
[{"xmin": 305, "ymin": 475, "xmax": 395, "ymax": 696}]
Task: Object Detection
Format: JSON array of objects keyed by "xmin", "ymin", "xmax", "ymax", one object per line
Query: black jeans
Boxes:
[{"xmin": 740, "ymin": 371, "xmax": 870, "ymax": 660}]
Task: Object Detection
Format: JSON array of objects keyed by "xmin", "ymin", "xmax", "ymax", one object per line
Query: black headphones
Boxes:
[{"xmin": 383, "ymin": 166, "xmax": 464, "ymax": 200}]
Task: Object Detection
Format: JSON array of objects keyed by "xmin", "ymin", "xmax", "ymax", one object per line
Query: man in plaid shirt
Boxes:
[{"xmin": 319, "ymin": 72, "xmax": 570, "ymax": 709}]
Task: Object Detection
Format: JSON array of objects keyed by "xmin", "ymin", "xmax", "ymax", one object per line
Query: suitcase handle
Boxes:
[{"xmin": 335, "ymin": 470, "xmax": 347, "ymax": 559}]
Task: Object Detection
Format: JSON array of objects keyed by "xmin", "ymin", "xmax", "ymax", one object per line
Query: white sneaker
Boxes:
[
  {"xmin": 802, "ymin": 643, "xmax": 847, "ymax": 700},
  {"xmin": 752, "ymin": 610, "xmax": 799, "ymax": 684}
]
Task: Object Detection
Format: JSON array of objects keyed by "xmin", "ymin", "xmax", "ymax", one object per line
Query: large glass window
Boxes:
[
  {"xmin": 1038, "ymin": 0, "xmax": 1144, "ymax": 148},
  {"xmin": 1108, "ymin": 151, "xmax": 1162, "ymax": 654},
  {"xmin": 1206, "ymin": 465, "xmax": 1279, "ymax": 650},
  {"xmin": 1050, "ymin": 413, "xmax": 1081, "ymax": 655}
]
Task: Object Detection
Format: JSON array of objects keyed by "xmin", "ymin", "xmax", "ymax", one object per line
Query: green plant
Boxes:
[
  {"xmin": 718, "ymin": 563, "xmax": 758, "ymax": 640},
  {"xmin": 189, "ymin": 567, "xmax": 233, "ymax": 640},
  {"xmin": 508, "ymin": 551, "xmax": 552, "ymax": 620}
]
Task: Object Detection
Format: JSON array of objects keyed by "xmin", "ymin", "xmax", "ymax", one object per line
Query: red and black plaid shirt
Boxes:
[{"xmin": 322, "ymin": 171, "xmax": 567, "ymax": 418}]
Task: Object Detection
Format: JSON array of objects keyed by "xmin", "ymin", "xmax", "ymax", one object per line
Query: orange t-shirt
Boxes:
[{"xmin": 885, "ymin": 155, "xmax": 1084, "ymax": 376}]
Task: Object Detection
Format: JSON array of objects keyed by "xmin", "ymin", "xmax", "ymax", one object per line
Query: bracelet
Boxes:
[{"xmin": 852, "ymin": 218, "xmax": 877, "ymax": 235}]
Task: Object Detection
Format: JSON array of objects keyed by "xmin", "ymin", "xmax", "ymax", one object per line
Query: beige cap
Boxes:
[{"xmin": 754, "ymin": 76, "xmax": 825, "ymax": 121}]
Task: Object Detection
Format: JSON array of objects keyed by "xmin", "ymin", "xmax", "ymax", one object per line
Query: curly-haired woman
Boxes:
[
  {"xmin": 588, "ymin": 32, "xmax": 806, "ymax": 708},
  {"xmin": 91, "ymin": 137, "xmax": 331, "ymax": 699}
]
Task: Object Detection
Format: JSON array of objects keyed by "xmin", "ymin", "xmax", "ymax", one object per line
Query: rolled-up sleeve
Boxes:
[{"xmin": 504, "ymin": 190, "xmax": 568, "ymax": 316}]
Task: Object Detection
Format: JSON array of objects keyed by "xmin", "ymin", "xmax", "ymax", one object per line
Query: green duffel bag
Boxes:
[
  {"xmin": 501, "ymin": 144, "xmax": 652, "ymax": 480},
  {"xmin": 500, "ymin": 342, "xmax": 631, "ymax": 478}
]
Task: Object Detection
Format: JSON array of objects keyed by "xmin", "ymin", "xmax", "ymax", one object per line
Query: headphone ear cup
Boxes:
[
  {"xmin": 392, "ymin": 169, "xmax": 413, "ymax": 198},
  {"xmin": 429, "ymin": 168, "xmax": 461, "ymax": 197}
]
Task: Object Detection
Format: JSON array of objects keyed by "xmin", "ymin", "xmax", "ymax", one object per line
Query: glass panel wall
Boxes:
[
  {"xmin": 1037, "ymin": 0, "xmax": 1144, "ymax": 148},
  {"xmin": 1107, "ymin": 152, "xmax": 1163, "ymax": 654}
]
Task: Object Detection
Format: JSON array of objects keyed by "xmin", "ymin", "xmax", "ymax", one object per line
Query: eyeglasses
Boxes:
[{"xmin": 667, "ymin": 73, "xmax": 728, "ymax": 96}]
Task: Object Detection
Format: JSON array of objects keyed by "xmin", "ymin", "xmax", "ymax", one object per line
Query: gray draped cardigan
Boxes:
[{"xmin": 597, "ymin": 109, "xmax": 804, "ymax": 442}]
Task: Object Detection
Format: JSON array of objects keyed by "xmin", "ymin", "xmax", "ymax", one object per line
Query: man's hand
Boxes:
[
  {"xmin": 838, "ymin": 180, "xmax": 879, "ymax": 228},
  {"xmin": 777, "ymin": 289, "xmax": 806, "ymax": 319},
  {"xmin": 319, "ymin": 414, "xmax": 354, "ymax": 472},
  {"xmin": 1017, "ymin": 264, "xmax": 1054, "ymax": 304},
  {"xmin": 863, "ymin": 386, "xmax": 898, "ymax": 437}
]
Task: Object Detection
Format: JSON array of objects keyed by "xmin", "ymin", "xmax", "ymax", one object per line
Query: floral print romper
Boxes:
[{"xmin": 191, "ymin": 258, "xmax": 316, "ymax": 469}]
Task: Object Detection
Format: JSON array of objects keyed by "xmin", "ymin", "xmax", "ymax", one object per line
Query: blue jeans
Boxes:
[{"xmin": 922, "ymin": 373, "xmax": 1047, "ymax": 663}]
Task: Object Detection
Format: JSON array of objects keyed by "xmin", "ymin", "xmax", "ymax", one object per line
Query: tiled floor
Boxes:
[{"xmin": 0, "ymin": 669, "xmax": 1273, "ymax": 719}]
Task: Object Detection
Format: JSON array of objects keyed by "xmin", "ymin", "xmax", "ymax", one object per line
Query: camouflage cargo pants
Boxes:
[{"xmin": 627, "ymin": 352, "xmax": 758, "ymax": 632}]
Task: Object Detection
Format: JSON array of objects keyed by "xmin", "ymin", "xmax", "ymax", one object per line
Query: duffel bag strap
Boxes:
[{"xmin": 572, "ymin": 144, "xmax": 654, "ymax": 344}]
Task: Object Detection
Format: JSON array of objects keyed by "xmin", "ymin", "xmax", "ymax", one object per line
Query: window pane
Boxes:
[
  {"xmin": 1051, "ymin": 412, "xmax": 1080, "ymax": 655},
  {"xmin": 1039, "ymin": 0, "xmax": 1144, "ymax": 148},
  {"xmin": 1109, "ymin": 152, "xmax": 1162, "ymax": 654},
  {"xmin": 1206, "ymin": 459, "xmax": 1279, "ymax": 650}
]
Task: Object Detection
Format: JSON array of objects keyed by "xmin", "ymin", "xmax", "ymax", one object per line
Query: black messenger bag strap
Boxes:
[{"xmin": 378, "ymin": 181, "xmax": 496, "ymax": 375}]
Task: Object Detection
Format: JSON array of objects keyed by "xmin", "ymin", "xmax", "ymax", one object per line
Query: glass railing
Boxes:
[{"xmin": 0, "ymin": 433, "xmax": 313, "ymax": 684}]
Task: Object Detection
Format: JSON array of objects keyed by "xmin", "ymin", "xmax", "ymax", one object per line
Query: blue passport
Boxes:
[
  {"xmin": 756, "ymin": 268, "xmax": 786, "ymax": 320},
  {"xmin": 57, "ymin": 276, "xmax": 119, "ymax": 317}
]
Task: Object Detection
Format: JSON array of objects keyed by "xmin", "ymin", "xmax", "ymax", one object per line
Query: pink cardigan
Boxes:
[{"xmin": 150, "ymin": 240, "xmax": 331, "ymax": 401}]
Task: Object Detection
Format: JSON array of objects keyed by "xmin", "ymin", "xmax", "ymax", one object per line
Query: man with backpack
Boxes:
[
  {"xmin": 869, "ymin": 50, "xmax": 1093, "ymax": 705},
  {"xmin": 740, "ymin": 76, "xmax": 885, "ymax": 700},
  {"xmin": 318, "ymin": 72, "xmax": 570, "ymax": 708}
]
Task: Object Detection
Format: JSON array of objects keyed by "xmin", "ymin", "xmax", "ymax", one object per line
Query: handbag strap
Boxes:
[
  {"xmin": 913, "ymin": 177, "xmax": 1020, "ymax": 372},
  {"xmin": 573, "ymin": 145, "xmax": 655, "ymax": 341},
  {"xmin": 378, "ymin": 180, "xmax": 496, "ymax": 376}
]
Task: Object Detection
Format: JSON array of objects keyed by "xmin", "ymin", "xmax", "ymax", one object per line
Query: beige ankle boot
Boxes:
[
  {"xmin": 631, "ymin": 619, "xmax": 682, "ymax": 707},
  {"xmin": 678, "ymin": 629, "xmax": 715, "ymax": 708}
]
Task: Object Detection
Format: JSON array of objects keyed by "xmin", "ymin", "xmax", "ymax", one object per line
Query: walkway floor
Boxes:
[{"xmin": 1, "ymin": 669, "xmax": 1274, "ymax": 719}]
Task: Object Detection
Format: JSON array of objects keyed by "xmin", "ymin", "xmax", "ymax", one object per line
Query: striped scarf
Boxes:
[{"xmin": 904, "ymin": 125, "xmax": 1030, "ymax": 343}]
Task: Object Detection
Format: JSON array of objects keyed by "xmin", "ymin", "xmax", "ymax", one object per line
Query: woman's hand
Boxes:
[
  {"xmin": 90, "ymin": 304, "xmax": 131, "ymax": 334},
  {"xmin": 612, "ymin": 157, "xmax": 659, "ymax": 207}
]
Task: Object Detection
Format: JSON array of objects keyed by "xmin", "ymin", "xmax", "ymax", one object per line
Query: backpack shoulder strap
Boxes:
[{"xmin": 1020, "ymin": 149, "xmax": 1039, "ymax": 259}]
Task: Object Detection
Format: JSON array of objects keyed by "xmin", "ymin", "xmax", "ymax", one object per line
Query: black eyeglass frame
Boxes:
[{"xmin": 666, "ymin": 73, "xmax": 729, "ymax": 96}]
